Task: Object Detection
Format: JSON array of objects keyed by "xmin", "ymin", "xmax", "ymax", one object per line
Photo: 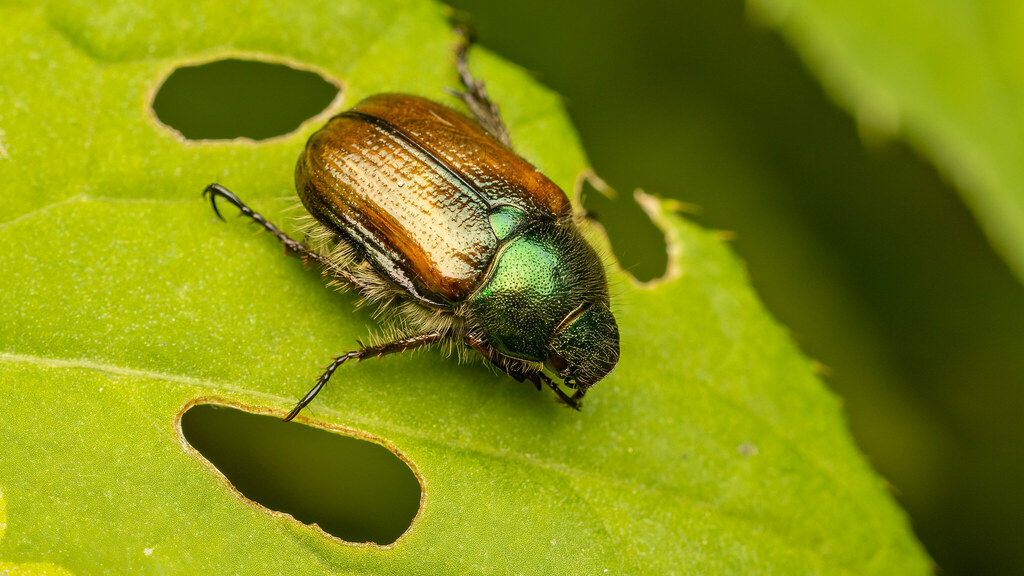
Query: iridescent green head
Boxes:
[
  {"xmin": 468, "ymin": 220, "xmax": 619, "ymax": 390},
  {"xmin": 547, "ymin": 301, "xmax": 619, "ymax": 390}
]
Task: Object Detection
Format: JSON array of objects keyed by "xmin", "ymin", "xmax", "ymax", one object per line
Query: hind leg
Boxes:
[{"xmin": 203, "ymin": 183, "xmax": 370, "ymax": 295}]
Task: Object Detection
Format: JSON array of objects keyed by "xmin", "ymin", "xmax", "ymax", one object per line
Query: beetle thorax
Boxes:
[{"xmin": 466, "ymin": 221, "xmax": 609, "ymax": 363}]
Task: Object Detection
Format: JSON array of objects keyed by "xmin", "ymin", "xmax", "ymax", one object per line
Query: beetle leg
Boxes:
[
  {"xmin": 530, "ymin": 370, "xmax": 584, "ymax": 410},
  {"xmin": 283, "ymin": 331, "xmax": 445, "ymax": 422},
  {"xmin": 542, "ymin": 372, "xmax": 585, "ymax": 410},
  {"xmin": 570, "ymin": 389, "xmax": 586, "ymax": 405},
  {"xmin": 449, "ymin": 25, "xmax": 513, "ymax": 149},
  {"xmin": 464, "ymin": 333, "xmax": 583, "ymax": 410},
  {"xmin": 204, "ymin": 183, "xmax": 307, "ymax": 254},
  {"xmin": 203, "ymin": 183, "xmax": 374, "ymax": 295}
]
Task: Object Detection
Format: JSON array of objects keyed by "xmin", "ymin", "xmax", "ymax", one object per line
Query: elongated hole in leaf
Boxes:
[
  {"xmin": 180, "ymin": 404, "xmax": 421, "ymax": 545},
  {"xmin": 152, "ymin": 59, "xmax": 339, "ymax": 140}
]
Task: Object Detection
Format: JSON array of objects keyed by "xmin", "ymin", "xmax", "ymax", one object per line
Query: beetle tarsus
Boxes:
[
  {"xmin": 537, "ymin": 371, "xmax": 583, "ymax": 410},
  {"xmin": 283, "ymin": 350, "xmax": 359, "ymax": 422},
  {"xmin": 450, "ymin": 24, "xmax": 512, "ymax": 148},
  {"xmin": 282, "ymin": 331, "xmax": 445, "ymax": 422},
  {"xmin": 551, "ymin": 381, "xmax": 584, "ymax": 411},
  {"xmin": 203, "ymin": 183, "xmax": 376, "ymax": 296},
  {"xmin": 203, "ymin": 183, "xmax": 307, "ymax": 255}
]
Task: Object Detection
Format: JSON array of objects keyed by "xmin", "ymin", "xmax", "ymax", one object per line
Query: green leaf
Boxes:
[
  {"xmin": 749, "ymin": 0, "xmax": 1024, "ymax": 283},
  {"xmin": 0, "ymin": 0, "xmax": 928, "ymax": 573}
]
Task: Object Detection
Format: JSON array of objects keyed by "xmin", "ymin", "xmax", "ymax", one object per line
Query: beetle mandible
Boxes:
[{"xmin": 204, "ymin": 31, "xmax": 619, "ymax": 421}]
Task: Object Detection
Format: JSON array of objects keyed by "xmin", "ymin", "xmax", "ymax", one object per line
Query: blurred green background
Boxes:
[{"xmin": 157, "ymin": 1, "xmax": 1024, "ymax": 573}]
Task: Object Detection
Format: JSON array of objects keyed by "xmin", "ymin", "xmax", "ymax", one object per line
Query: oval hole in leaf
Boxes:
[
  {"xmin": 179, "ymin": 403, "xmax": 421, "ymax": 545},
  {"xmin": 581, "ymin": 178, "xmax": 669, "ymax": 283},
  {"xmin": 152, "ymin": 59, "xmax": 339, "ymax": 140}
]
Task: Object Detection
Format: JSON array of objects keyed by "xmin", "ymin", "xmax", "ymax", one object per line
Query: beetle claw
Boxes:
[
  {"xmin": 203, "ymin": 183, "xmax": 253, "ymax": 222},
  {"xmin": 202, "ymin": 184, "xmax": 227, "ymax": 222}
]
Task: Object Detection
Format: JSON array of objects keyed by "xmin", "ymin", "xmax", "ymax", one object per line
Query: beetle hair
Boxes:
[
  {"xmin": 292, "ymin": 205, "xmax": 554, "ymax": 381},
  {"xmin": 553, "ymin": 221, "xmax": 613, "ymax": 298},
  {"xmin": 583, "ymin": 223, "xmax": 627, "ymax": 310},
  {"xmin": 291, "ymin": 213, "xmax": 358, "ymax": 269},
  {"xmin": 291, "ymin": 213, "xmax": 400, "ymax": 307},
  {"xmin": 292, "ymin": 211, "xmax": 481, "ymax": 358}
]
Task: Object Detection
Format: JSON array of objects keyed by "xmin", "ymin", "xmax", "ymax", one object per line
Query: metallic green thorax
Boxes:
[{"xmin": 468, "ymin": 220, "xmax": 619, "ymax": 388}]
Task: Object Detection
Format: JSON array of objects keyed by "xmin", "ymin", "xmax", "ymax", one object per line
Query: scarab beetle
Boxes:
[{"xmin": 204, "ymin": 34, "xmax": 619, "ymax": 420}]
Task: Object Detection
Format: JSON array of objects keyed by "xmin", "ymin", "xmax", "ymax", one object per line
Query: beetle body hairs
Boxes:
[{"xmin": 204, "ymin": 32, "xmax": 619, "ymax": 420}]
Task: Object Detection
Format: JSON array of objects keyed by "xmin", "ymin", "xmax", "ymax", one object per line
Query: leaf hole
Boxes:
[
  {"xmin": 179, "ymin": 403, "xmax": 421, "ymax": 545},
  {"xmin": 152, "ymin": 58, "xmax": 340, "ymax": 141},
  {"xmin": 579, "ymin": 175, "xmax": 670, "ymax": 283}
]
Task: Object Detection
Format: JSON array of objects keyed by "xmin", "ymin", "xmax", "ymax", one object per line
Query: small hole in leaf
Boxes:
[
  {"xmin": 581, "ymin": 179, "xmax": 668, "ymax": 282},
  {"xmin": 152, "ymin": 59, "xmax": 339, "ymax": 140},
  {"xmin": 180, "ymin": 403, "xmax": 420, "ymax": 545}
]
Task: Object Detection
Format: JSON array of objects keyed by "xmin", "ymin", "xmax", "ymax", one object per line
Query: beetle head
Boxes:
[{"xmin": 547, "ymin": 301, "xmax": 620, "ymax": 390}]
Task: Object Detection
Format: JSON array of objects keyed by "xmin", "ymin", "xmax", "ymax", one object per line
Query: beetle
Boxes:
[{"xmin": 204, "ymin": 32, "xmax": 619, "ymax": 421}]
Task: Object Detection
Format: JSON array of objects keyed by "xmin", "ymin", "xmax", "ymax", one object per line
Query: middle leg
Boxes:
[{"xmin": 284, "ymin": 331, "xmax": 445, "ymax": 421}]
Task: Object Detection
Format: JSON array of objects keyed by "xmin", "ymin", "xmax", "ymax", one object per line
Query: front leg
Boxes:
[
  {"xmin": 464, "ymin": 333, "xmax": 584, "ymax": 410},
  {"xmin": 526, "ymin": 369, "xmax": 585, "ymax": 410}
]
